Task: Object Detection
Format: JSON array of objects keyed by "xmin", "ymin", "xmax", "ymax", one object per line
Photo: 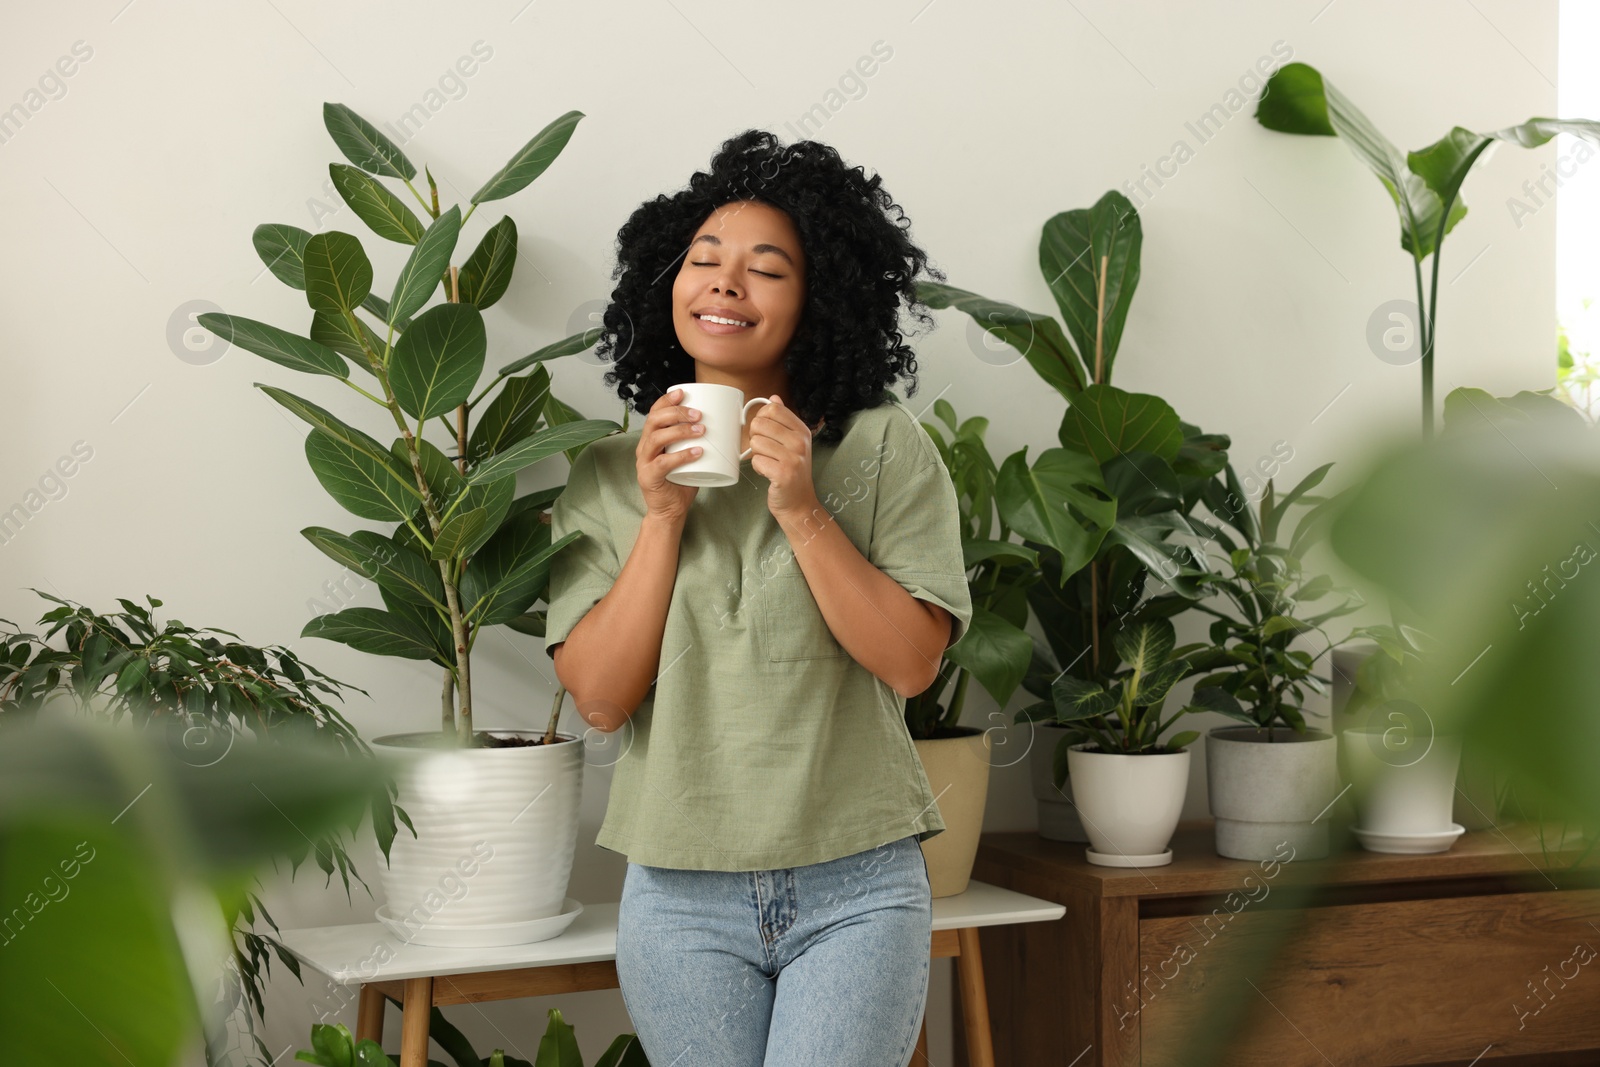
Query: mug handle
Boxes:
[{"xmin": 737, "ymin": 397, "xmax": 772, "ymax": 460}]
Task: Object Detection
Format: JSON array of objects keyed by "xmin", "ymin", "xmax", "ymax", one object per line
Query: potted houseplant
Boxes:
[
  {"xmin": 907, "ymin": 399, "xmax": 1041, "ymax": 896},
  {"xmin": 920, "ymin": 189, "xmax": 1229, "ymax": 843},
  {"xmin": 199, "ymin": 102, "xmax": 618, "ymax": 946},
  {"xmin": 1334, "ymin": 620, "xmax": 1465, "ymax": 852},
  {"xmin": 1018, "ymin": 615, "xmax": 1206, "ymax": 866},
  {"xmin": 1186, "ymin": 464, "xmax": 1359, "ymax": 860},
  {"xmin": 0, "ymin": 589, "xmax": 396, "ymax": 1067}
]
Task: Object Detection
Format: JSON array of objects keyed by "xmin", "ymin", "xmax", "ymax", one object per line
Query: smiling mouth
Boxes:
[{"xmin": 694, "ymin": 312, "xmax": 756, "ymax": 333}]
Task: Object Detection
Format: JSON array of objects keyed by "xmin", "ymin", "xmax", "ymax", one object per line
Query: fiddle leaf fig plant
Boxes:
[
  {"xmin": 200, "ymin": 103, "xmax": 619, "ymax": 747},
  {"xmin": 1254, "ymin": 61, "xmax": 1600, "ymax": 436},
  {"xmin": 919, "ymin": 190, "xmax": 1226, "ymax": 736}
]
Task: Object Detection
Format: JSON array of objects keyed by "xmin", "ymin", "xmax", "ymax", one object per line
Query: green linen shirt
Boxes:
[{"xmin": 543, "ymin": 392, "xmax": 974, "ymax": 871}]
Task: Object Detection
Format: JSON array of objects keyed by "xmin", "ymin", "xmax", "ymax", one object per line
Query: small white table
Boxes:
[{"xmin": 280, "ymin": 879, "xmax": 1065, "ymax": 1067}]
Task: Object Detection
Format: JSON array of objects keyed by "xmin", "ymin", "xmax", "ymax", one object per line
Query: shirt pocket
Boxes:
[{"xmin": 755, "ymin": 572, "xmax": 849, "ymax": 662}]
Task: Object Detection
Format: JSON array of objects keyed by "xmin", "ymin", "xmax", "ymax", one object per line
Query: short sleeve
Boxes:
[
  {"xmin": 867, "ymin": 441, "xmax": 974, "ymax": 651},
  {"xmin": 543, "ymin": 442, "xmax": 620, "ymax": 660}
]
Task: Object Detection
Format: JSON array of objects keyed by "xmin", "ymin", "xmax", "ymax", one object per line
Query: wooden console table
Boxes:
[
  {"xmin": 968, "ymin": 820, "xmax": 1600, "ymax": 1067},
  {"xmin": 280, "ymin": 879, "xmax": 1063, "ymax": 1067}
]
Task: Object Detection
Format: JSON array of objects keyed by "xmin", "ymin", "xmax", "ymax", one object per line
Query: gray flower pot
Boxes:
[
  {"xmin": 1029, "ymin": 723, "xmax": 1087, "ymax": 842},
  {"xmin": 1206, "ymin": 725, "xmax": 1338, "ymax": 860}
]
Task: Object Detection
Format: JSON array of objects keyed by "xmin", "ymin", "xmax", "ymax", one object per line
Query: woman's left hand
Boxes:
[{"xmin": 747, "ymin": 396, "xmax": 824, "ymax": 521}]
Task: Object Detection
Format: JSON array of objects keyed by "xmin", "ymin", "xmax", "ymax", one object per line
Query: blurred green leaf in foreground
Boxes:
[
  {"xmin": 1329, "ymin": 392, "xmax": 1600, "ymax": 830},
  {"xmin": 0, "ymin": 715, "xmax": 397, "ymax": 1066}
]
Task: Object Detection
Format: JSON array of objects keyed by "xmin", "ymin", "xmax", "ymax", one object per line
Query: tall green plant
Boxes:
[
  {"xmin": 920, "ymin": 190, "xmax": 1228, "ymax": 703},
  {"xmin": 906, "ymin": 399, "xmax": 1044, "ymax": 739},
  {"xmin": 200, "ymin": 103, "xmax": 619, "ymax": 746},
  {"xmin": 1254, "ymin": 62, "xmax": 1600, "ymax": 436}
]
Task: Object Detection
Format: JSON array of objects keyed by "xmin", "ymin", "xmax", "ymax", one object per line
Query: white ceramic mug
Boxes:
[{"xmin": 664, "ymin": 382, "xmax": 772, "ymax": 487}]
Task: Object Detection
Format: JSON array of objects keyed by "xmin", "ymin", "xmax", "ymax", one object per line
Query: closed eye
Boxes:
[{"xmin": 691, "ymin": 261, "xmax": 782, "ymax": 278}]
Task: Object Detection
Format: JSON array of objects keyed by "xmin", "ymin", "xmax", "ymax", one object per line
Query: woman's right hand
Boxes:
[{"xmin": 637, "ymin": 387, "xmax": 705, "ymax": 524}]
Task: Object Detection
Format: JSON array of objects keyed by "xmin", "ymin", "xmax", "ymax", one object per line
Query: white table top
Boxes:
[{"xmin": 279, "ymin": 879, "xmax": 1065, "ymax": 984}]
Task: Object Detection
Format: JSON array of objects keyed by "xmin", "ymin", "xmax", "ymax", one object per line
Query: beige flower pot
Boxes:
[{"xmin": 912, "ymin": 728, "xmax": 992, "ymax": 897}]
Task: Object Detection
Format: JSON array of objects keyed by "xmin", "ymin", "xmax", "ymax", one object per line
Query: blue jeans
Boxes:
[{"xmin": 615, "ymin": 834, "xmax": 933, "ymax": 1066}]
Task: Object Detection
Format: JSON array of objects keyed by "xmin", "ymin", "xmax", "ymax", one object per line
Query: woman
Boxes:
[{"xmin": 544, "ymin": 128, "xmax": 973, "ymax": 1067}]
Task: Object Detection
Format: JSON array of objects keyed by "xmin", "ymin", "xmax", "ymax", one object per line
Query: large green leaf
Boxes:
[
  {"xmin": 328, "ymin": 163, "xmax": 425, "ymax": 244},
  {"xmin": 310, "ymin": 310, "xmax": 383, "ymax": 375},
  {"xmin": 430, "ymin": 506, "xmax": 488, "ymax": 561},
  {"xmin": 257, "ymin": 385, "xmax": 415, "ymax": 484},
  {"xmin": 468, "ymin": 366, "xmax": 550, "ymax": 463},
  {"xmin": 915, "ymin": 281, "xmax": 1087, "ymax": 397},
  {"xmin": 252, "ymin": 223, "xmax": 313, "ymax": 290},
  {"xmin": 323, "ymin": 102, "xmax": 417, "ymax": 180},
  {"xmin": 379, "ymin": 568, "xmax": 454, "ymax": 668},
  {"xmin": 1049, "ymin": 674, "xmax": 1117, "ymax": 722},
  {"xmin": 1114, "ymin": 617, "xmax": 1176, "ymax": 679},
  {"xmin": 458, "ymin": 216, "xmax": 517, "ymax": 308},
  {"xmin": 465, "ymin": 420, "xmax": 621, "ymax": 487},
  {"xmin": 1103, "ymin": 512, "xmax": 1208, "ymax": 598},
  {"xmin": 994, "ymin": 446, "xmax": 1117, "ymax": 581},
  {"xmin": 301, "ymin": 526, "xmax": 445, "ymax": 608},
  {"xmin": 1038, "ymin": 190, "xmax": 1140, "ymax": 384},
  {"xmin": 1255, "ymin": 63, "xmax": 1466, "ymax": 261},
  {"xmin": 197, "ymin": 313, "xmax": 347, "ymax": 377},
  {"xmin": 304, "ymin": 231, "xmax": 373, "ymax": 315},
  {"xmin": 941, "ymin": 604, "xmax": 1032, "ymax": 708},
  {"xmin": 497, "ymin": 329, "xmax": 603, "ymax": 377},
  {"xmin": 388, "ymin": 205, "xmax": 461, "ymax": 328},
  {"xmin": 302, "ymin": 607, "xmax": 438, "ymax": 660},
  {"xmin": 391, "ymin": 303, "xmax": 486, "ymax": 420},
  {"xmin": 460, "ymin": 511, "xmax": 572, "ymax": 625},
  {"xmin": 1057, "ymin": 384, "xmax": 1182, "ymax": 463},
  {"xmin": 390, "ymin": 437, "xmax": 517, "ymax": 562},
  {"xmin": 304, "ymin": 428, "xmax": 422, "ymax": 522},
  {"xmin": 1411, "ymin": 121, "xmax": 1600, "ymax": 244},
  {"xmin": 471, "ymin": 110, "xmax": 585, "ymax": 204}
]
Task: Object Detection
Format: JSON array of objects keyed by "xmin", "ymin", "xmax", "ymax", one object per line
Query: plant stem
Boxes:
[
  {"xmin": 442, "ymin": 264, "xmax": 473, "ymax": 745},
  {"xmin": 545, "ymin": 685, "xmax": 564, "ymax": 744},
  {"xmin": 1089, "ymin": 562, "xmax": 1100, "ymax": 678},
  {"xmin": 441, "ymin": 671, "xmax": 454, "ymax": 733},
  {"xmin": 402, "ymin": 178, "xmax": 433, "ymax": 218},
  {"xmin": 1094, "ymin": 253, "xmax": 1108, "ymax": 385}
]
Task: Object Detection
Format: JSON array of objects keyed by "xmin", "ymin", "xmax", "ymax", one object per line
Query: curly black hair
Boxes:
[{"xmin": 596, "ymin": 128, "xmax": 945, "ymax": 447}]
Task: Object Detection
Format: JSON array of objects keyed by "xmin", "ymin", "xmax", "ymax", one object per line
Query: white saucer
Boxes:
[
  {"xmin": 1086, "ymin": 847, "xmax": 1173, "ymax": 868},
  {"xmin": 376, "ymin": 897, "xmax": 584, "ymax": 948},
  {"xmin": 1351, "ymin": 823, "xmax": 1466, "ymax": 854}
]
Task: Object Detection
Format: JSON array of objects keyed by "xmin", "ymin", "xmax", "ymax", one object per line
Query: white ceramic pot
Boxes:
[
  {"xmin": 1028, "ymin": 723, "xmax": 1087, "ymax": 842},
  {"xmin": 1067, "ymin": 744, "xmax": 1190, "ymax": 867},
  {"xmin": 372, "ymin": 730, "xmax": 584, "ymax": 945},
  {"xmin": 1206, "ymin": 726, "xmax": 1338, "ymax": 861},
  {"xmin": 1340, "ymin": 727, "xmax": 1462, "ymax": 836}
]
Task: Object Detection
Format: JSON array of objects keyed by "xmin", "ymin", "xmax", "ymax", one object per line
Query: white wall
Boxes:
[{"xmin": 1, "ymin": 1, "xmax": 1558, "ymax": 1063}]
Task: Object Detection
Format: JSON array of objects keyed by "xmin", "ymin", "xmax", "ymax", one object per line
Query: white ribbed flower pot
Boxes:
[
  {"xmin": 1206, "ymin": 726, "xmax": 1338, "ymax": 861},
  {"xmin": 1067, "ymin": 744, "xmax": 1190, "ymax": 867},
  {"xmin": 372, "ymin": 730, "xmax": 583, "ymax": 945}
]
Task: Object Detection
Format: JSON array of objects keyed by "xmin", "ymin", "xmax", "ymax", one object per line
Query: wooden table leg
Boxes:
[
  {"xmin": 955, "ymin": 927, "xmax": 995, "ymax": 1067},
  {"xmin": 356, "ymin": 984, "xmax": 385, "ymax": 1043},
  {"xmin": 914, "ymin": 1016, "xmax": 929, "ymax": 1063},
  {"xmin": 400, "ymin": 976, "xmax": 433, "ymax": 1067}
]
